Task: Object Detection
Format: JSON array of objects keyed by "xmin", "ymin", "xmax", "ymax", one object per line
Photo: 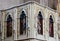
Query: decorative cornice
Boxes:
[{"xmin": 0, "ymin": 1, "xmax": 58, "ymax": 13}]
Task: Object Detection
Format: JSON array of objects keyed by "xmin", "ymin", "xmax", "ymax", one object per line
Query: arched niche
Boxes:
[
  {"xmin": 37, "ymin": 11, "xmax": 43, "ymax": 35},
  {"xmin": 20, "ymin": 11, "xmax": 26, "ymax": 35},
  {"xmin": 49, "ymin": 15, "xmax": 54, "ymax": 37},
  {"xmin": 6, "ymin": 14, "xmax": 12, "ymax": 37}
]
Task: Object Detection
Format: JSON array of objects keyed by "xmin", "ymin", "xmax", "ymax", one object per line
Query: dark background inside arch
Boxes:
[
  {"xmin": 20, "ymin": 11, "xmax": 26, "ymax": 35},
  {"xmin": 49, "ymin": 15, "xmax": 54, "ymax": 37},
  {"xmin": 6, "ymin": 15, "xmax": 12, "ymax": 37},
  {"xmin": 37, "ymin": 11, "xmax": 43, "ymax": 35}
]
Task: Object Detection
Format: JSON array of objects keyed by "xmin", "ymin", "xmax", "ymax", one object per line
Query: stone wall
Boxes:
[
  {"xmin": 0, "ymin": 1, "xmax": 59, "ymax": 41},
  {"xmin": 0, "ymin": 0, "xmax": 54, "ymax": 10}
]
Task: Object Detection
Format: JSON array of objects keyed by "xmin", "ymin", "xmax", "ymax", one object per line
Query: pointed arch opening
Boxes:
[
  {"xmin": 49, "ymin": 15, "xmax": 54, "ymax": 37},
  {"xmin": 20, "ymin": 11, "xmax": 26, "ymax": 35},
  {"xmin": 6, "ymin": 15, "xmax": 12, "ymax": 37},
  {"xmin": 37, "ymin": 11, "xmax": 43, "ymax": 35}
]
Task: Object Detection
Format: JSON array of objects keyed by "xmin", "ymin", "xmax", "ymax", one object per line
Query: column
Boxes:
[
  {"xmin": 1, "ymin": 11, "xmax": 6, "ymax": 41},
  {"xmin": 13, "ymin": 8, "xmax": 18, "ymax": 40}
]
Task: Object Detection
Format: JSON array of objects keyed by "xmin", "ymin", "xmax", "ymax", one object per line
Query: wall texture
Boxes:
[
  {"xmin": 0, "ymin": 0, "xmax": 55, "ymax": 10},
  {"xmin": 0, "ymin": 0, "xmax": 21, "ymax": 10}
]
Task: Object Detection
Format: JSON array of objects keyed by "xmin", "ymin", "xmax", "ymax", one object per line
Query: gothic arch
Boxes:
[
  {"xmin": 47, "ymin": 12, "xmax": 55, "ymax": 22},
  {"xmin": 5, "ymin": 12, "xmax": 13, "ymax": 21},
  {"xmin": 49, "ymin": 15, "xmax": 54, "ymax": 37},
  {"xmin": 18, "ymin": 9, "xmax": 27, "ymax": 18},
  {"xmin": 20, "ymin": 11, "xmax": 26, "ymax": 35},
  {"xmin": 6, "ymin": 14, "xmax": 13, "ymax": 37},
  {"xmin": 35, "ymin": 9, "xmax": 45, "ymax": 19}
]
